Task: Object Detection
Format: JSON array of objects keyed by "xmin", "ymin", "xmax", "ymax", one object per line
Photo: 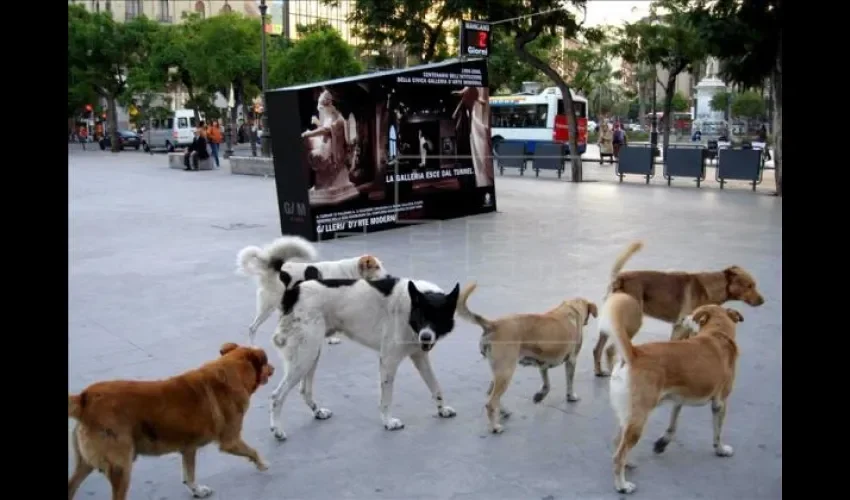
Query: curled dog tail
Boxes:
[
  {"xmin": 68, "ymin": 393, "xmax": 85, "ymax": 420},
  {"xmin": 236, "ymin": 236, "xmax": 319, "ymax": 276},
  {"xmin": 456, "ymin": 283, "xmax": 493, "ymax": 330},
  {"xmin": 610, "ymin": 241, "xmax": 644, "ymax": 282}
]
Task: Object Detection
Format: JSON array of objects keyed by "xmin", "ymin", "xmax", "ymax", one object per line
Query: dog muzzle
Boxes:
[{"xmin": 418, "ymin": 329, "xmax": 436, "ymax": 351}]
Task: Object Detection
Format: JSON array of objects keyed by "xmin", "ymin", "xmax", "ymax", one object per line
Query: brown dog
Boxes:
[
  {"xmin": 603, "ymin": 296, "xmax": 744, "ymax": 494},
  {"xmin": 592, "ymin": 241, "xmax": 764, "ymax": 376},
  {"xmin": 456, "ymin": 283, "xmax": 597, "ymax": 433},
  {"xmin": 68, "ymin": 343, "xmax": 275, "ymax": 500}
]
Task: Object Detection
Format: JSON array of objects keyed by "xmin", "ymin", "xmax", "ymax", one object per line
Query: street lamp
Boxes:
[
  {"xmin": 648, "ymin": 15, "xmax": 659, "ymax": 164},
  {"xmin": 259, "ymin": 0, "xmax": 271, "ymax": 157}
]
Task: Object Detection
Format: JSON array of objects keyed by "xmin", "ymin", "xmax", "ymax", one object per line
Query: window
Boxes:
[
  {"xmin": 158, "ymin": 0, "xmax": 171, "ymax": 22},
  {"xmin": 556, "ymin": 100, "xmax": 588, "ymax": 118},
  {"xmin": 490, "ymin": 104, "xmax": 549, "ymax": 128},
  {"xmin": 194, "ymin": 1, "xmax": 206, "ymax": 19},
  {"xmin": 125, "ymin": 0, "xmax": 141, "ymax": 20},
  {"xmin": 189, "ymin": 117, "xmax": 198, "ymax": 128},
  {"xmin": 105, "ymin": 0, "xmax": 111, "ymax": 13},
  {"xmin": 151, "ymin": 119, "xmax": 161, "ymax": 129},
  {"xmin": 166, "ymin": 118, "xmax": 175, "ymax": 129},
  {"xmin": 177, "ymin": 117, "xmax": 188, "ymax": 129}
]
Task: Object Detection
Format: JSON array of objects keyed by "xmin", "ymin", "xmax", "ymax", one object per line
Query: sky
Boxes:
[{"xmin": 582, "ymin": 0, "xmax": 652, "ymax": 27}]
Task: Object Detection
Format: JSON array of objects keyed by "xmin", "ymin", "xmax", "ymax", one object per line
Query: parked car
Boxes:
[{"xmin": 99, "ymin": 130, "xmax": 143, "ymax": 151}]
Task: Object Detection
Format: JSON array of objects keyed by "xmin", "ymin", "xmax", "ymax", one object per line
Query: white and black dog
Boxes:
[
  {"xmin": 237, "ymin": 236, "xmax": 387, "ymax": 344},
  {"xmin": 268, "ymin": 277, "xmax": 460, "ymax": 439}
]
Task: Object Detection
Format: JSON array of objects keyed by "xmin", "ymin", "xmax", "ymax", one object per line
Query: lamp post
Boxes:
[{"xmin": 259, "ymin": 0, "xmax": 271, "ymax": 157}]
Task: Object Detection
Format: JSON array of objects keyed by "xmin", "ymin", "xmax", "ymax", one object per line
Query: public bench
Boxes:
[{"xmin": 168, "ymin": 152, "xmax": 214, "ymax": 171}]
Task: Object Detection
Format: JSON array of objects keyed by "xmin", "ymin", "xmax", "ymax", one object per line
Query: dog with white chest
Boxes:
[
  {"xmin": 237, "ymin": 235, "xmax": 387, "ymax": 344},
  {"xmin": 603, "ymin": 293, "xmax": 745, "ymax": 494},
  {"xmin": 268, "ymin": 276, "xmax": 461, "ymax": 440}
]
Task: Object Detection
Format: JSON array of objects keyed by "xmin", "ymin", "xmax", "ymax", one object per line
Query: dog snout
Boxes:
[
  {"xmin": 418, "ymin": 331, "xmax": 435, "ymax": 344},
  {"xmin": 748, "ymin": 293, "xmax": 765, "ymax": 306}
]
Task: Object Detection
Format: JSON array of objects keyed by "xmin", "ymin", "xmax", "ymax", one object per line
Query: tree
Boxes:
[
  {"xmin": 269, "ymin": 24, "xmax": 364, "ymax": 88},
  {"xmin": 324, "ymin": 0, "xmax": 452, "ymax": 64},
  {"xmin": 487, "ymin": 32, "xmax": 558, "ymax": 94},
  {"xmin": 68, "ymin": 5, "xmax": 160, "ymax": 152},
  {"xmin": 670, "ymin": 91, "xmax": 689, "ymax": 112},
  {"xmin": 730, "ymin": 90, "xmax": 766, "ymax": 121},
  {"xmin": 611, "ymin": 0, "xmax": 707, "ymax": 154},
  {"xmin": 566, "ymin": 45, "xmax": 615, "ymax": 120},
  {"xmin": 709, "ymin": 90, "xmax": 733, "ymax": 120},
  {"xmin": 691, "ymin": 0, "xmax": 782, "ymax": 195},
  {"xmin": 191, "ymin": 13, "xmax": 263, "ymax": 135}
]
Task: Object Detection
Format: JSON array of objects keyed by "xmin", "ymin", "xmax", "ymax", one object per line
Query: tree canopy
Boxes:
[
  {"xmin": 269, "ymin": 24, "xmax": 363, "ymax": 88},
  {"xmin": 487, "ymin": 32, "xmax": 558, "ymax": 94},
  {"xmin": 68, "ymin": 4, "xmax": 160, "ymax": 151}
]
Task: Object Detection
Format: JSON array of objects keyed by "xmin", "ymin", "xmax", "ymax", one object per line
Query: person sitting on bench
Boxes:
[{"xmin": 184, "ymin": 121, "xmax": 211, "ymax": 171}]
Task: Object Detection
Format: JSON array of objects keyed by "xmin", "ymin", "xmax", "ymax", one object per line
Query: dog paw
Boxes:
[
  {"xmin": 314, "ymin": 408, "xmax": 333, "ymax": 420},
  {"xmin": 499, "ymin": 408, "xmax": 512, "ymax": 419},
  {"xmin": 271, "ymin": 427, "xmax": 287, "ymax": 441},
  {"xmin": 715, "ymin": 444, "xmax": 734, "ymax": 457},
  {"xmin": 566, "ymin": 393, "xmax": 580, "ymax": 403},
  {"xmin": 255, "ymin": 459, "xmax": 269, "ymax": 471},
  {"xmin": 616, "ymin": 481, "xmax": 637, "ymax": 494},
  {"xmin": 190, "ymin": 485, "xmax": 214, "ymax": 498},
  {"xmin": 653, "ymin": 437, "xmax": 671, "ymax": 454},
  {"xmin": 327, "ymin": 337, "xmax": 342, "ymax": 345},
  {"xmin": 625, "ymin": 462, "xmax": 637, "ymax": 470},
  {"xmin": 595, "ymin": 371, "xmax": 610, "ymax": 378},
  {"xmin": 384, "ymin": 418, "xmax": 405, "ymax": 431},
  {"xmin": 491, "ymin": 424, "xmax": 505, "ymax": 434},
  {"xmin": 532, "ymin": 391, "xmax": 548, "ymax": 403},
  {"xmin": 437, "ymin": 406, "xmax": 456, "ymax": 418}
]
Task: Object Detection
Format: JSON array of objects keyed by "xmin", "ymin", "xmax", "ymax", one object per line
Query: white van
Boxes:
[{"xmin": 143, "ymin": 109, "xmax": 203, "ymax": 152}]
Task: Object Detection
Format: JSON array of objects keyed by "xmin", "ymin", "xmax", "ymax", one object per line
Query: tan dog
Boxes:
[
  {"xmin": 68, "ymin": 343, "xmax": 275, "ymax": 500},
  {"xmin": 456, "ymin": 283, "xmax": 597, "ymax": 433},
  {"xmin": 592, "ymin": 241, "xmax": 764, "ymax": 376},
  {"xmin": 603, "ymin": 295, "xmax": 744, "ymax": 494}
]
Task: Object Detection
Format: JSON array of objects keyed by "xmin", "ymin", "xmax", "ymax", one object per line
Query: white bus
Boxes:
[{"xmin": 490, "ymin": 87, "xmax": 589, "ymax": 155}]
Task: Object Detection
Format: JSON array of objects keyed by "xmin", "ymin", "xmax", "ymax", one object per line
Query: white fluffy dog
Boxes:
[
  {"xmin": 236, "ymin": 236, "xmax": 387, "ymax": 344},
  {"xmin": 268, "ymin": 277, "xmax": 461, "ymax": 440}
]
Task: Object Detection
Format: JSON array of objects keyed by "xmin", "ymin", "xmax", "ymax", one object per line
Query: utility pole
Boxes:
[{"xmin": 259, "ymin": 0, "xmax": 271, "ymax": 157}]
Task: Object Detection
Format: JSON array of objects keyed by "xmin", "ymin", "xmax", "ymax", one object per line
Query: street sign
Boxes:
[{"xmin": 458, "ymin": 20, "xmax": 491, "ymax": 58}]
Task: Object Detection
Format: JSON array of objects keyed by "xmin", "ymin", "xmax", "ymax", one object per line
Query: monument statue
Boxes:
[{"xmin": 301, "ymin": 88, "xmax": 360, "ymax": 206}]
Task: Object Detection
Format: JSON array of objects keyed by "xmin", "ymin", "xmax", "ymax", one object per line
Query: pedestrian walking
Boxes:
[
  {"xmin": 598, "ymin": 122, "xmax": 614, "ymax": 165},
  {"xmin": 207, "ymin": 120, "xmax": 223, "ymax": 168},
  {"xmin": 79, "ymin": 126, "xmax": 88, "ymax": 151},
  {"xmin": 612, "ymin": 124, "xmax": 627, "ymax": 159}
]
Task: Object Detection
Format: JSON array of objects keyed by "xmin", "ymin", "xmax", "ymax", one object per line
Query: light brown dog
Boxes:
[
  {"xmin": 603, "ymin": 295, "xmax": 744, "ymax": 494},
  {"xmin": 592, "ymin": 241, "xmax": 764, "ymax": 376},
  {"xmin": 68, "ymin": 343, "xmax": 275, "ymax": 500},
  {"xmin": 456, "ymin": 283, "xmax": 597, "ymax": 433}
]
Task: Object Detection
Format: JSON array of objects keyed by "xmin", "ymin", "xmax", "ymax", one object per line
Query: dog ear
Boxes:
[
  {"xmin": 586, "ymin": 302, "xmax": 598, "ymax": 324},
  {"xmin": 220, "ymin": 342, "xmax": 239, "ymax": 356},
  {"xmin": 446, "ymin": 283, "xmax": 460, "ymax": 305},
  {"xmin": 723, "ymin": 266, "xmax": 741, "ymax": 280},
  {"xmin": 725, "ymin": 308, "xmax": 744, "ymax": 323},
  {"xmin": 692, "ymin": 310, "xmax": 711, "ymax": 327},
  {"xmin": 407, "ymin": 281, "xmax": 421, "ymax": 304}
]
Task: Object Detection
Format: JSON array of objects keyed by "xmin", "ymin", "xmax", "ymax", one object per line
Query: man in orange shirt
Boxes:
[{"xmin": 207, "ymin": 120, "xmax": 224, "ymax": 168}]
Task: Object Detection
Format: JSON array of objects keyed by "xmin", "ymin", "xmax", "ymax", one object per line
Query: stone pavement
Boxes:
[{"xmin": 69, "ymin": 149, "xmax": 782, "ymax": 499}]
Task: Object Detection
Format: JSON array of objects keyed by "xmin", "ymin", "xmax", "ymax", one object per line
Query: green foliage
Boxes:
[
  {"xmin": 193, "ymin": 13, "xmax": 263, "ymax": 102},
  {"xmin": 488, "ymin": 32, "xmax": 558, "ymax": 94},
  {"xmin": 323, "ymin": 0, "xmax": 454, "ymax": 63},
  {"xmin": 670, "ymin": 91, "xmax": 689, "ymax": 112},
  {"xmin": 268, "ymin": 24, "xmax": 363, "ymax": 88},
  {"xmin": 709, "ymin": 90, "xmax": 732, "ymax": 112},
  {"xmin": 730, "ymin": 90, "xmax": 766, "ymax": 119},
  {"xmin": 68, "ymin": 4, "xmax": 160, "ymax": 149},
  {"xmin": 691, "ymin": 0, "xmax": 781, "ymax": 89}
]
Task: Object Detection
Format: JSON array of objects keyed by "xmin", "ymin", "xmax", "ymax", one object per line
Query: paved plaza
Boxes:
[{"xmin": 69, "ymin": 149, "xmax": 782, "ymax": 499}]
